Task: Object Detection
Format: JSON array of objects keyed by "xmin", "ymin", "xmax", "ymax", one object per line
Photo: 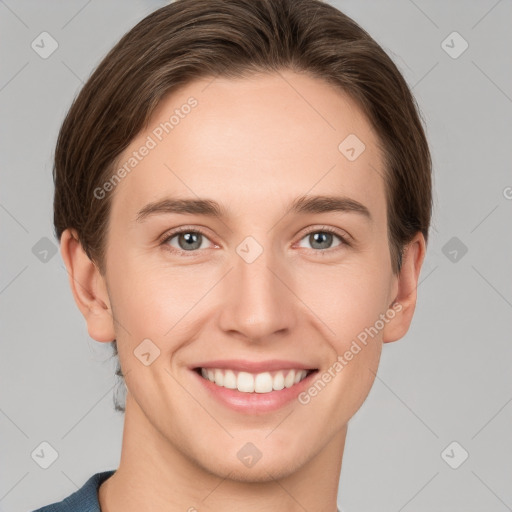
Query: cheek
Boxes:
[
  {"xmin": 297, "ymin": 261, "xmax": 391, "ymax": 347},
  {"xmin": 106, "ymin": 262, "xmax": 192, "ymax": 396},
  {"xmin": 108, "ymin": 235, "xmax": 392, "ymax": 354},
  {"xmin": 298, "ymin": 267, "xmax": 388, "ymax": 416},
  {"xmin": 107, "ymin": 254, "xmax": 212, "ymax": 349}
]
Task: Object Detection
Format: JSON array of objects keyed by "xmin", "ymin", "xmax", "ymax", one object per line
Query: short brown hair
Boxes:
[{"xmin": 53, "ymin": 0, "xmax": 432, "ymax": 412}]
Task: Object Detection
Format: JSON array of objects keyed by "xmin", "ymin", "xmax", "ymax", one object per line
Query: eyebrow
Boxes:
[{"xmin": 135, "ymin": 194, "xmax": 372, "ymax": 223}]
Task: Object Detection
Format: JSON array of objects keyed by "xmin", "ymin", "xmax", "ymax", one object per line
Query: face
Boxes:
[{"xmin": 93, "ymin": 70, "xmax": 406, "ymax": 480}]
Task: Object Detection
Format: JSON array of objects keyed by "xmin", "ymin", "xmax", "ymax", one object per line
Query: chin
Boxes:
[
  {"xmin": 207, "ymin": 459, "xmax": 302, "ymax": 483},
  {"xmin": 196, "ymin": 444, "xmax": 313, "ymax": 483}
]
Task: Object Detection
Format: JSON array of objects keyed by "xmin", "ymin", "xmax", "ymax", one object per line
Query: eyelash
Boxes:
[{"xmin": 159, "ymin": 225, "xmax": 351, "ymax": 257}]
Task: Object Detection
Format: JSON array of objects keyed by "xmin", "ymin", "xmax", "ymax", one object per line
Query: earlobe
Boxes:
[
  {"xmin": 382, "ymin": 232, "xmax": 426, "ymax": 344},
  {"xmin": 60, "ymin": 228, "xmax": 116, "ymax": 343}
]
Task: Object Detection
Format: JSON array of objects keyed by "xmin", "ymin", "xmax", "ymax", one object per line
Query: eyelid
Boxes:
[
  {"xmin": 159, "ymin": 224, "xmax": 215, "ymax": 239},
  {"xmin": 294, "ymin": 224, "xmax": 352, "ymax": 247},
  {"xmin": 291, "ymin": 228, "xmax": 351, "ymax": 257},
  {"xmin": 158, "ymin": 225, "xmax": 219, "ymax": 254}
]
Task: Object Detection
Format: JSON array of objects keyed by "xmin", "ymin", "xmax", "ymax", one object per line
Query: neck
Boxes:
[{"xmin": 99, "ymin": 392, "xmax": 345, "ymax": 512}]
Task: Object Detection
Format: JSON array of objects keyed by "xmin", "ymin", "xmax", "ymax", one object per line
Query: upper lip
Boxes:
[{"xmin": 191, "ymin": 359, "xmax": 317, "ymax": 373}]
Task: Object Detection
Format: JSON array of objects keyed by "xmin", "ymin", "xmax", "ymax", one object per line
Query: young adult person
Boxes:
[{"xmin": 33, "ymin": 0, "xmax": 432, "ymax": 510}]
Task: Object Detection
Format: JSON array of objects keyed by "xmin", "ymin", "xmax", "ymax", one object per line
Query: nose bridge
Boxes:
[{"xmin": 218, "ymin": 236, "xmax": 295, "ymax": 341}]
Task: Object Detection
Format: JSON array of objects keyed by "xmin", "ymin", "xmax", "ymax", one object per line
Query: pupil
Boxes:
[
  {"xmin": 181, "ymin": 232, "xmax": 200, "ymax": 250},
  {"xmin": 311, "ymin": 232, "xmax": 332, "ymax": 249}
]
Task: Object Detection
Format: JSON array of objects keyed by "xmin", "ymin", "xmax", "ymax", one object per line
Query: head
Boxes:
[{"xmin": 56, "ymin": 0, "xmax": 431, "ymax": 482}]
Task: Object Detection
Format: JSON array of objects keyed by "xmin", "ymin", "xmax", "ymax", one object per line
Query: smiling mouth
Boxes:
[{"xmin": 194, "ymin": 367, "xmax": 317, "ymax": 394}]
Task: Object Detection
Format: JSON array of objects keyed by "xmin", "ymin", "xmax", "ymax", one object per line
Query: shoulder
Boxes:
[{"xmin": 31, "ymin": 470, "xmax": 116, "ymax": 512}]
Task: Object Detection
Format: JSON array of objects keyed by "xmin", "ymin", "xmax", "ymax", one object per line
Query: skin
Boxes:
[{"xmin": 60, "ymin": 70, "xmax": 426, "ymax": 512}]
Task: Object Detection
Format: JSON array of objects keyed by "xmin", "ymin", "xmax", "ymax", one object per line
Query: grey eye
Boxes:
[
  {"xmin": 298, "ymin": 231, "xmax": 343, "ymax": 251},
  {"xmin": 165, "ymin": 231, "xmax": 211, "ymax": 251}
]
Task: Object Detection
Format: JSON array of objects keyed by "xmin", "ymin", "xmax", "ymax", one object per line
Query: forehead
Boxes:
[{"xmin": 109, "ymin": 70, "xmax": 387, "ymax": 225}]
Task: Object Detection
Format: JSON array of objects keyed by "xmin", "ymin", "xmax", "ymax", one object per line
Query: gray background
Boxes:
[{"xmin": 1, "ymin": 0, "xmax": 511, "ymax": 511}]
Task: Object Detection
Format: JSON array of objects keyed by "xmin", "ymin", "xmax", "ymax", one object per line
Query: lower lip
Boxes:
[{"xmin": 191, "ymin": 369, "xmax": 318, "ymax": 414}]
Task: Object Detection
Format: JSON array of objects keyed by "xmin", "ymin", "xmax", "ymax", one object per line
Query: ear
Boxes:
[
  {"xmin": 382, "ymin": 232, "xmax": 426, "ymax": 343},
  {"xmin": 60, "ymin": 228, "xmax": 116, "ymax": 343}
]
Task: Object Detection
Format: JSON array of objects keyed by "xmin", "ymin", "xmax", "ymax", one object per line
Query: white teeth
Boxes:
[
  {"xmin": 223, "ymin": 369, "xmax": 237, "ymax": 389},
  {"xmin": 214, "ymin": 369, "xmax": 224, "ymax": 387},
  {"xmin": 199, "ymin": 368, "xmax": 310, "ymax": 393},
  {"xmin": 273, "ymin": 371, "xmax": 285, "ymax": 390},
  {"xmin": 284, "ymin": 370, "xmax": 295, "ymax": 388},
  {"xmin": 237, "ymin": 372, "xmax": 254, "ymax": 392},
  {"xmin": 254, "ymin": 372, "xmax": 273, "ymax": 393}
]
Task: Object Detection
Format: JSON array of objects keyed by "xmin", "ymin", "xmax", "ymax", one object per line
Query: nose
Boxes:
[{"xmin": 218, "ymin": 242, "xmax": 297, "ymax": 343}]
